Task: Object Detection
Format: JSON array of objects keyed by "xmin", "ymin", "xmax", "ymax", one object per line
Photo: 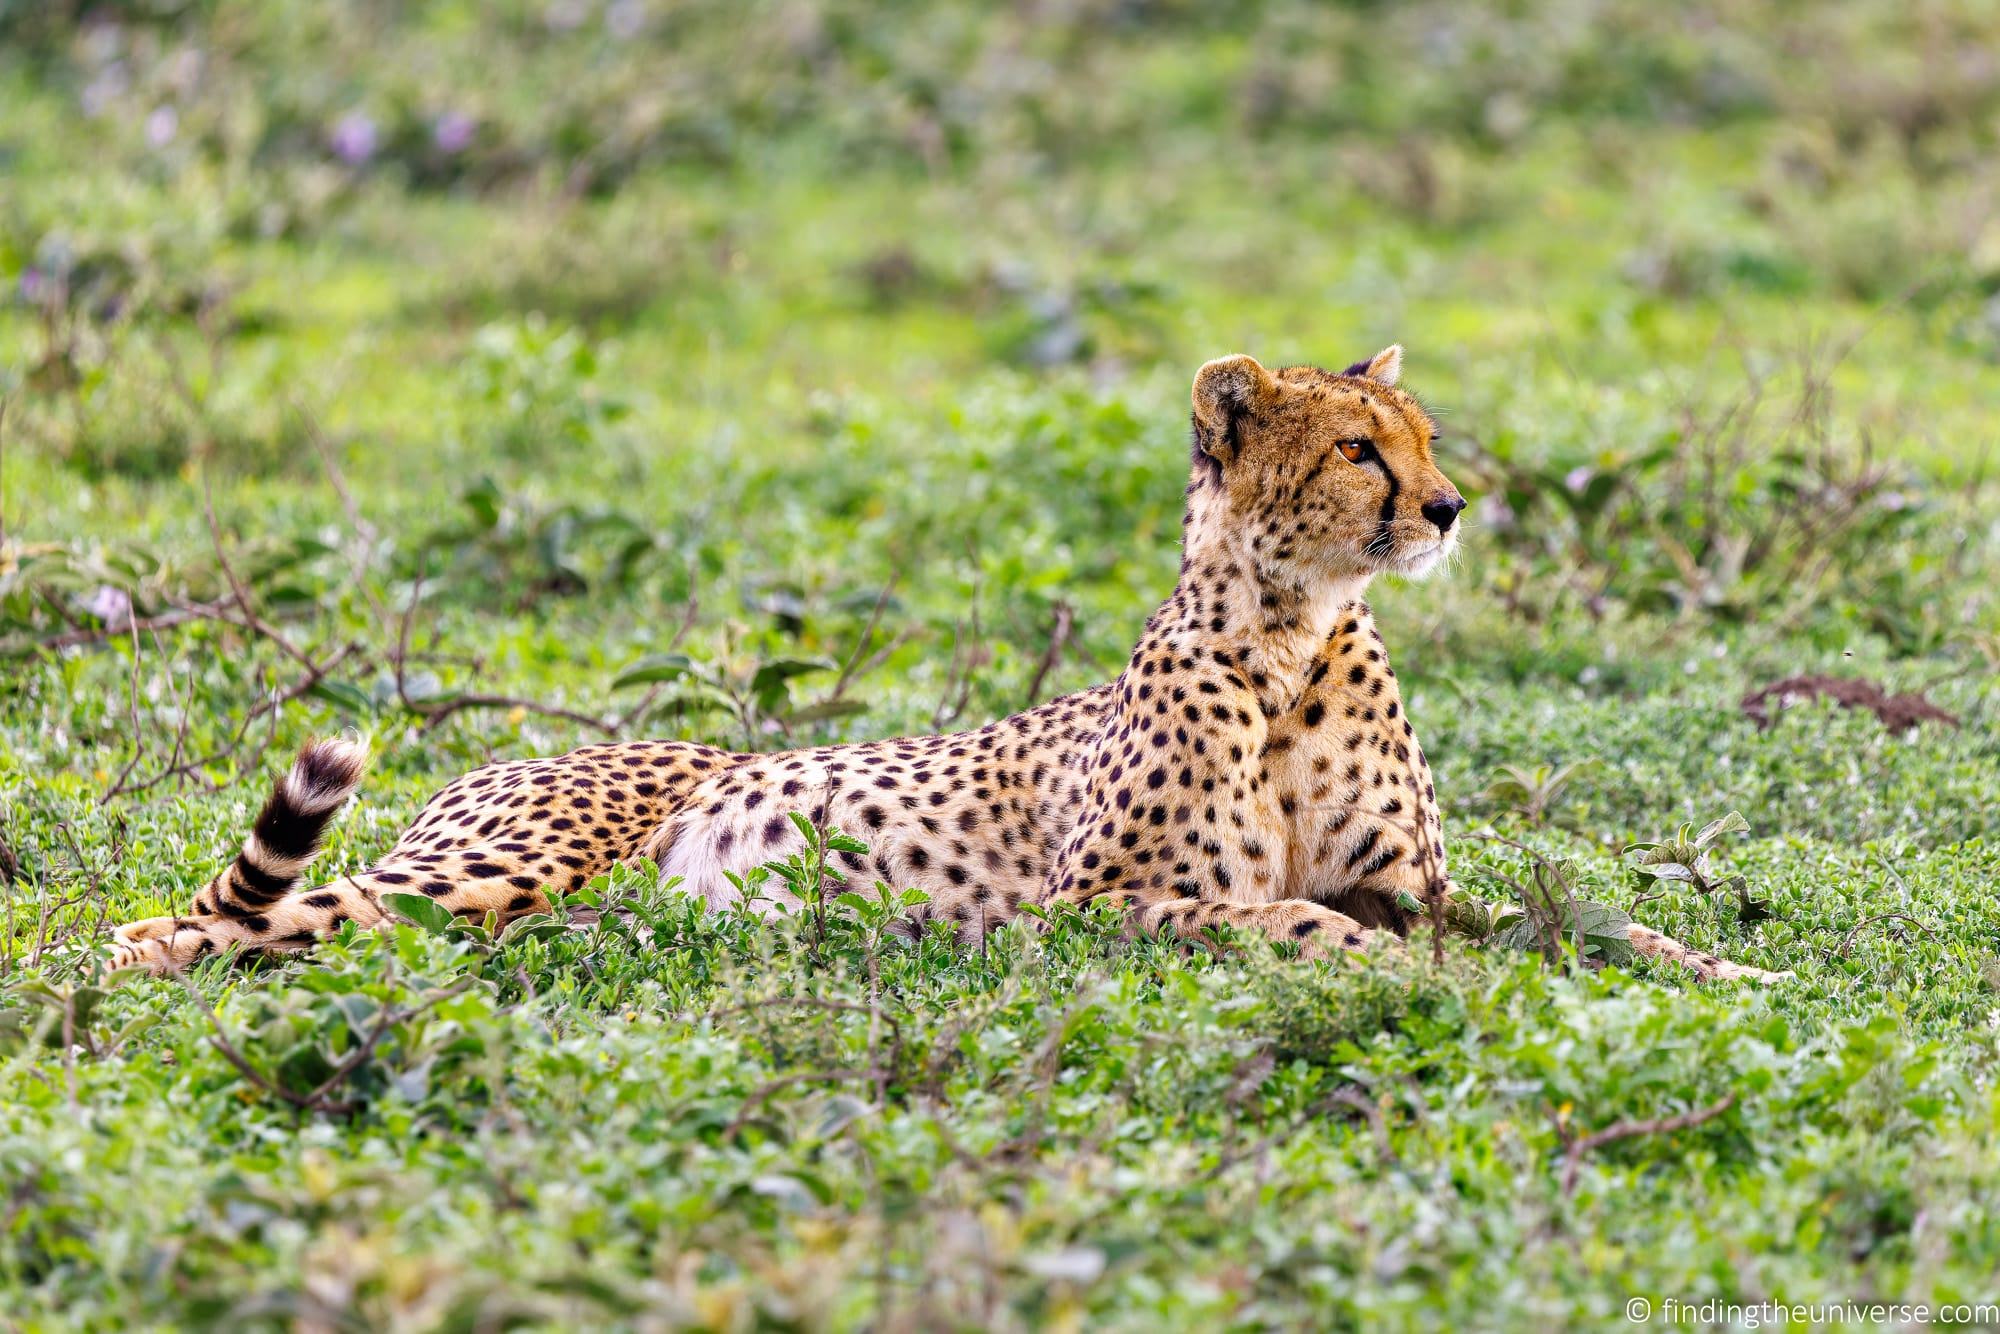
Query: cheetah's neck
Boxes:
[{"xmin": 1163, "ymin": 486, "xmax": 1371, "ymax": 713}]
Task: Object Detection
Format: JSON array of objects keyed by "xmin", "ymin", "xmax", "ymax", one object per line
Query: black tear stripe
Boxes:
[{"xmin": 1371, "ymin": 455, "xmax": 1401, "ymax": 552}]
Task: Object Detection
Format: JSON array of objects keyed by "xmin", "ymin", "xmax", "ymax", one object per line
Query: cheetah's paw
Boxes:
[{"xmin": 109, "ymin": 916, "xmax": 214, "ymax": 974}]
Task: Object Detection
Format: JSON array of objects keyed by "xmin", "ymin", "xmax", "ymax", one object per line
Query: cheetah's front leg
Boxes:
[{"xmin": 1108, "ymin": 893, "xmax": 1395, "ymax": 962}]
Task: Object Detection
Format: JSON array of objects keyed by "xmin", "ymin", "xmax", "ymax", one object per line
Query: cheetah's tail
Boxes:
[{"xmin": 190, "ymin": 738, "xmax": 369, "ymax": 918}]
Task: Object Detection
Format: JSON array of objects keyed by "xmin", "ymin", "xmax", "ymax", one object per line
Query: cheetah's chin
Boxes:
[{"xmin": 1382, "ymin": 540, "xmax": 1453, "ymax": 579}]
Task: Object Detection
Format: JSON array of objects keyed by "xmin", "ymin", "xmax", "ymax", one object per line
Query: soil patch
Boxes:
[{"xmin": 1741, "ymin": 674, "xmax": 1960, "ymax": 733}]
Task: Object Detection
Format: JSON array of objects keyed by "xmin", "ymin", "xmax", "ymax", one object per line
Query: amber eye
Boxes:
[{"xmin": 1337, "ymin": 438, "xmax": 1375, "ymax": 464}]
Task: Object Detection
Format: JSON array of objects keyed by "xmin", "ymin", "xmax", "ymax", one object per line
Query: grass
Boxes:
[{"xmin": 3, "ymin": 1, "xmax": 2000, "ymax": 1327}]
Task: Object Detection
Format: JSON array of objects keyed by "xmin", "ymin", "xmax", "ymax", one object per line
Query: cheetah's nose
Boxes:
[{"xmin": 1420, "ymin": 493, "xmax": 1467, "ymax": 534}]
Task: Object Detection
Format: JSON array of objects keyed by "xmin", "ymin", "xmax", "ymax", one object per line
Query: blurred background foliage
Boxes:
[{"xmin": 3, "ymin": 0, "xmax": 1995, "ymax": 661}]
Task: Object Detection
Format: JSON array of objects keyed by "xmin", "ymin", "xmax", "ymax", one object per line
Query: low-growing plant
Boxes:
[
  {"xmin": 1626, "ymin": 810, "xmax": 1773, "ymax": 924},
  {"xmin": 1477, "ymin": 758, "xmax": 1599, "ymax": 827},
  {"xmin": 1464, "ymin": 842, "xmax": 1639, "ymax": 969},
  {"xmin": 458, "ymin": 317, "xmax": 629, "ymax": 459},
  {"xmin": 1461, "ymin": 353, "xmax": 1945, "ymax": 646}
]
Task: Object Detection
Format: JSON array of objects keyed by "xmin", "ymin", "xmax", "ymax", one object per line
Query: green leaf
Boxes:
[
  {"xmin": 461, "ymin": 476, "xmax": 505, "ymax": 529},
  {"xmin": 383, "ymin": 892, "xmax": 455, "ymax": 935},
  {"xmin": 784, "ymin": 697, "xmax": 873, "ymax": 725},
  {"xmin": 611, "ymin": 653, "xmax": 696, "ymax": 690},
  {"xmin": 502, "ymin": 914, "xmax": 571, "ymax": 944},
  {"xmin": 635, "ymin": 689, "xmax": 733, "ymax": 719},
  {"xmin": 749, "ymin": 656, "xmax": 836, "ymax": 711},
  {"xmin": 1695, "ymin": 810, "xmax": 1751, "ymax": 848},
  {"xmin": 308, "ymin": 679, "xmax": 375, "ymax": 716},
  {"xmin": 1573, "ymin": 900, "xmax": 1636, "ymax": 966},
  {"xmin": 1492, "ymin": 917, "xmax": 1550, "ymax": 955}
]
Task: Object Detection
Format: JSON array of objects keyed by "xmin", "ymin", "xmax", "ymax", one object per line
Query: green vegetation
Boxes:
[{"xmin": 3, "ymin": 1, "xmax": 1997, "ymax": 1326}]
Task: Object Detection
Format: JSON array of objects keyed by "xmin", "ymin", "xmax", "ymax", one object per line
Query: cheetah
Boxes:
[{"xmin": 110, "ymin": 348, "xmax": 1786, "ymax": 983}]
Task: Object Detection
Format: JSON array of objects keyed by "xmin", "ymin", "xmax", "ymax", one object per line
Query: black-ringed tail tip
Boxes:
[{"xmin": 187, "ymin": 738, "xmax": 370, "ymax": 917}]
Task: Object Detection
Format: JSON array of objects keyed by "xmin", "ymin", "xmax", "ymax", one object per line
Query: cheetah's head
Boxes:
[{"xmin": 1189, "ymin": 347, "xmax": 1466, "ymax": 582}]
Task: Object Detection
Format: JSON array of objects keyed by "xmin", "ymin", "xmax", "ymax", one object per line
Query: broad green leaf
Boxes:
[
  {"xmin": 308, "ymin": 679, "xmax": 375, "ymax": 716},
  {"xmin": 1695, "ymin": 810, "xmax": 1751, "ymax": 847},
  {"xmin": 383, "ymin": 892, "xmax": 455, "ymax": 935},
  {"xmin": 611, "ymin": 652, "xmax": 696, "ymax": 690},
  {"xmin": 784, "ymin": 697, "xmax": 873, "ymax": 725}
]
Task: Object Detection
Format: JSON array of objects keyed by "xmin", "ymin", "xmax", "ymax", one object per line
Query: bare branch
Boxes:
[
  {"xmin": 1560, "ymin": 1093, "xmax": 1737, "ymax": 1195},
  {"xmin": 1023, "ymin": 599, "xmax": 1074, "ymax": 707},
  {"xmin": 1832, "ymin": 911, "xmax": 1937, "ymax": 959},
  {"xmin": 178, "ymin": 964, "xmax": 470, "ymax": 1118}
]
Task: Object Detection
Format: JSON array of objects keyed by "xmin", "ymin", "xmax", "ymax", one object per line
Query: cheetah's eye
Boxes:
[{"xmin": 1337, "ymin": 439, "xmax": 1375, "ymax": 464}]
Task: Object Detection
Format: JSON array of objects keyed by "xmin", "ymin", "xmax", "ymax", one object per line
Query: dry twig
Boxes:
[
  {"xmin": 1022, "ymin": 599, "xmax": 1074, "ymax": 706},
  {"xmin": 1832, "ymin": 912, "xmax": 1937, "ymax": 959},
  {"xmin": 179, "ymin": 966, "xmax": 471, "ymax": 1118},
  {"xmin": 1559, "ymin": 1093, "xmax": 1737, "ymax": 1196}
]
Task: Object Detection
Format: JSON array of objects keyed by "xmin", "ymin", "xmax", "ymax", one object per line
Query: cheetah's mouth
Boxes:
[{"xmin": 1381, "ymin": 531, "xmax": 1456, "ymax": 578}]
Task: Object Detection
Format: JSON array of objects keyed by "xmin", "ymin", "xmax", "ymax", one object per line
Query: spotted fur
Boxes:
[{"xmin": 111, "ymin": 349, "xmax": 1786, "ymax": 983}]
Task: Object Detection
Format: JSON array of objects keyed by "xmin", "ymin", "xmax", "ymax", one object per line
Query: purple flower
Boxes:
[
  {"xmin": 84, "ymin": 585, "xmax": 134, "ymax": 629},
  {"xmin": 81, "ymin": 62, "xmax": 130, "ymax": 117},
  {"xmin": 433, "ymin": 110, "xmax": 476, "ymax": 154},
  {"xmin": 1563, "ymin": 465, "xmax": 1595, "ymax": 494},
  {"xmin": 544, "ymin": 0, "xmax": 589, "ymax": 32},
  {"xmin": 329, "ymin": 112, "xmax": 378, "ymax": 166},
  {"xmin": 605, "ymin": 0, "xmax": 646, "ymax": 38},
  {"xmin": 145, "ymin": 105, "xmax": 178, "ymax": 147}
]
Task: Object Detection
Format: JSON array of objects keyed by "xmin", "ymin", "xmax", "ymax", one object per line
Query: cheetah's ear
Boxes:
[
  {"xmin": 1357, "ymin": 344, "xmax": 1402, "ymax": 388},
  {"xmin": 1191, "ymin": 354, "xmax": 1277, "ymax": 463}
]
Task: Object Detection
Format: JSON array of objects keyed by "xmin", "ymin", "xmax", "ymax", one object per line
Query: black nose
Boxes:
[{"xmin": 1420, "ymin": 494, "xmax": 1467, "ymax": 534}]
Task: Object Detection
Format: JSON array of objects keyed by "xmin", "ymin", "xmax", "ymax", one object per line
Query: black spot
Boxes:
[{"xmin": 1344, "ymin": 827, "xmax": 1383, "ymax": 868}]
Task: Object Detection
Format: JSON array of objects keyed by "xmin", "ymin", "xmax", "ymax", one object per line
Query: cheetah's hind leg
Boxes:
[
  {"xmin": 110, "ymin": 871, "xmax": 404, "ymax": 973},
  {"xmin": 1626, "ymin": 924, "xmax": 1793, "ymax": 983},
  {"xmin": 110, "ymin": 910, "xmax": 309, "ymax": 973}
]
